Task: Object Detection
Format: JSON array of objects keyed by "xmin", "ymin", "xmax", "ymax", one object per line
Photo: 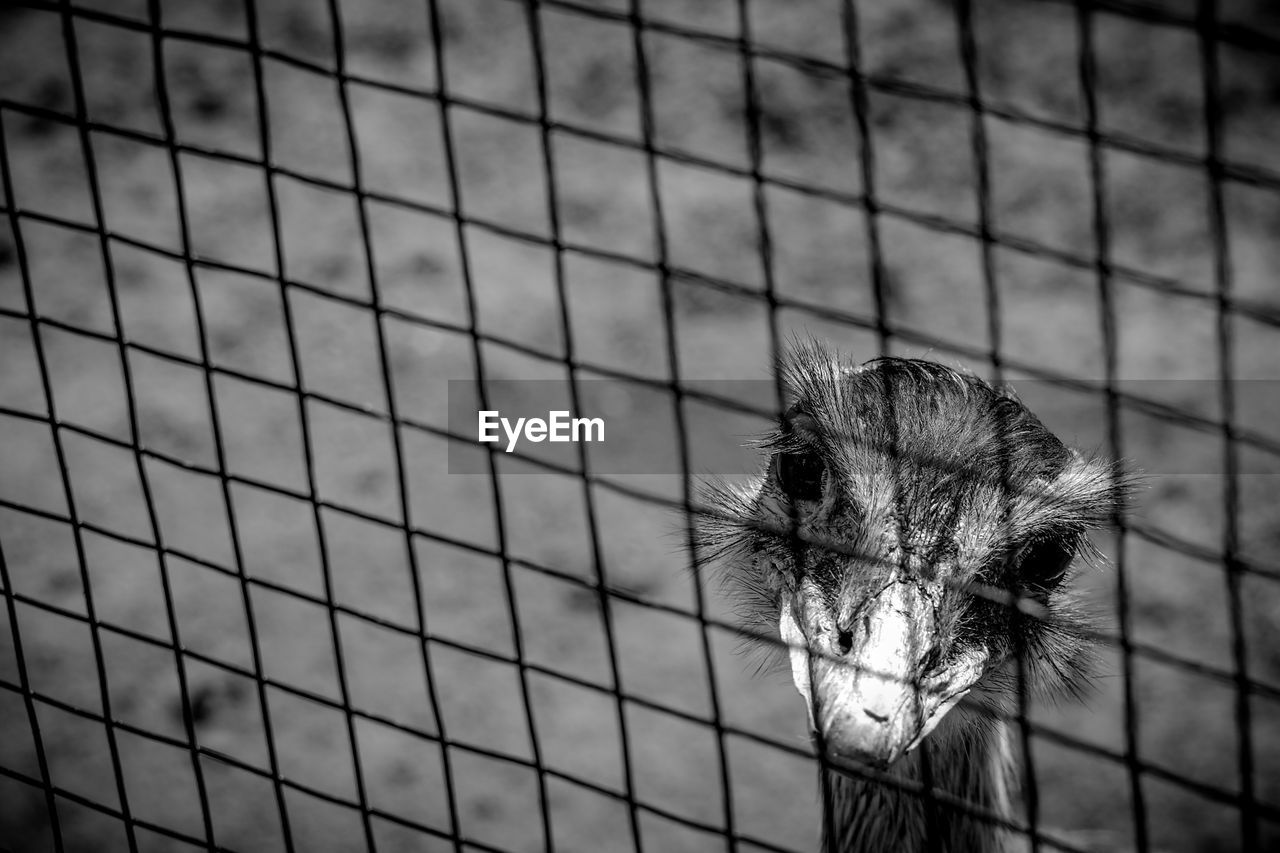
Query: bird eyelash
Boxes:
[{"xmin": 760, "ymin": 419, "xmax": 820, "ymax": 455}]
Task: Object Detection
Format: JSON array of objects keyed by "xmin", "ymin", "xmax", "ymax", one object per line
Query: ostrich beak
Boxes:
[{"xmin": 780, "ymin": 581, "xmax": 987, "ymax": 769}]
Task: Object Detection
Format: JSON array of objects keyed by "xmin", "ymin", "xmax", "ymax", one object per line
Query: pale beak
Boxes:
[{"xmin": 780, "ymin": 579, "xmax": 987, "ymax": 768}]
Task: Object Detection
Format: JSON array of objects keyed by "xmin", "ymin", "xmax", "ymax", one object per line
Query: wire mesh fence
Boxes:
[{"xmin": 1, "ymin": 0, "xmax": 1279, "ymax": 851}]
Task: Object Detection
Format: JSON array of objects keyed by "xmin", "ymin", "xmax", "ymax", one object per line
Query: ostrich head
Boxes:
[{"xmin": 703, "ymin": 342, "xmax": 1128, "ymax": 772}]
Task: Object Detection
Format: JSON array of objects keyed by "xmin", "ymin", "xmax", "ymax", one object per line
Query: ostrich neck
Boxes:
[{"xmin": 821, "ymin": 716, "xmax": 1019, "ymax": 853}]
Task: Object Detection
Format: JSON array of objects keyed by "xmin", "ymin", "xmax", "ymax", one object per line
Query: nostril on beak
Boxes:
[
  {"xmin": 862, "ymin": 707, "xmax": 889, "ymax": 724},
  {"xmin": 836, "ymin": 629, "xmax": 853, "ymax": 655}
]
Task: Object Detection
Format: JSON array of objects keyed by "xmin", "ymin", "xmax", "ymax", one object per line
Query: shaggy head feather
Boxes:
[{"xmin": 699, "ymin": 340, "xmax": 1130, "ymax": 852}]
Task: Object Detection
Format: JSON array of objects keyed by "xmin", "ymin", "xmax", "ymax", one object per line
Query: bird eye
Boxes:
[
  {"xmin": 1016, "ymin": 538, "xmax": 1074, "ymax": 591},
  {"xmin": 774, "ymin": 451, "xmax": 825, "ymax": 502}
]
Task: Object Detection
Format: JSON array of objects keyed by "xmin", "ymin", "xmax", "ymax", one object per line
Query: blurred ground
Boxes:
[{"xmin": 1, "ymin": 0, "xmax": 1280, "ymax": 851}]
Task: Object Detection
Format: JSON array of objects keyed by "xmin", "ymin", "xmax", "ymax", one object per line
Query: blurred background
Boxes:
[{"xmin": 2, "ymin": 0, "xmax": 1280, "ymax": 851}]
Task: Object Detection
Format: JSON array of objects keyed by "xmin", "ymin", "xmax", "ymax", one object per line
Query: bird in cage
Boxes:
[{"xmin": 700, "ymin": 340, "xmax": 1131, "ymax": 853}]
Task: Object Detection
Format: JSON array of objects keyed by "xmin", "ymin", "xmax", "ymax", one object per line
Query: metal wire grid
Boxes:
[{"xmin": 0, "ymin": 0, "xmax": 1277, "ymax": 851}]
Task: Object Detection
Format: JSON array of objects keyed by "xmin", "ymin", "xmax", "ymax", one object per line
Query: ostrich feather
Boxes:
[{"xmin": 697, "ymin": 340, "xmax": 1133, "ymax": 853}]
